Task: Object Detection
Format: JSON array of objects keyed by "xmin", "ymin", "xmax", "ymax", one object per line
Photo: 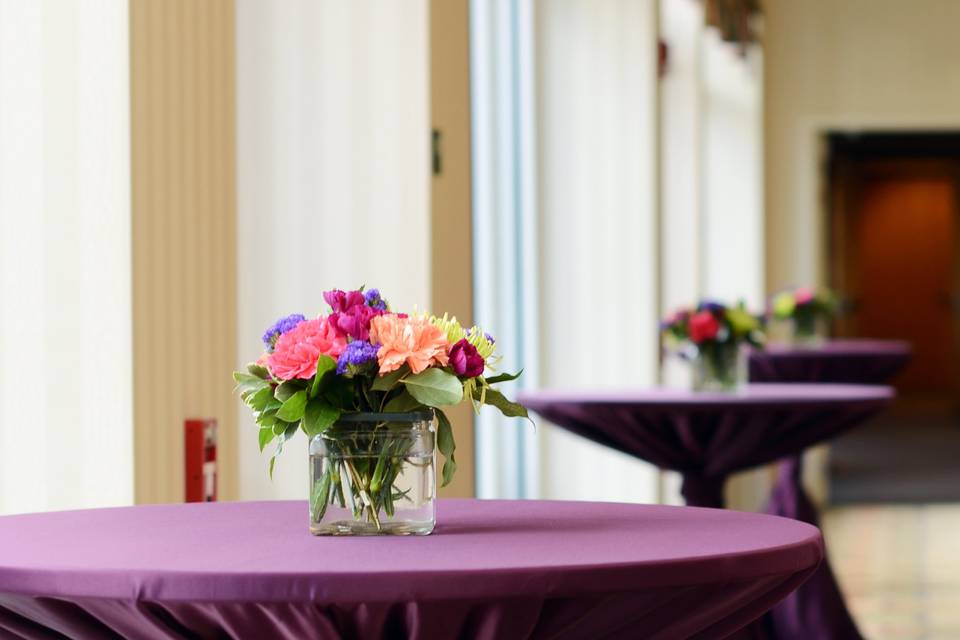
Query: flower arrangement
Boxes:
[
  {"xmin": 234, "ymin": 287, "xmax": 526, "ymax": 533},
  {"xmin": 661, "ymin": 300, "xmax": 765, "ymax": 390},
  {"xmin": 771, "ymin": 286, "xmax": 836, "ymax": 343}
]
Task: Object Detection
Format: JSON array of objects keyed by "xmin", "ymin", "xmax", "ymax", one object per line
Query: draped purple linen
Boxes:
[
  {"xmin": 0, "ymin": 500, "xmax": 822, "ymax": 640},
  {"xmin": 746, "ymin": 339, "xmax": 910, "ymax": 640},
  {"xmin": 748, "ymin": 339, "xmax": 911, "ymax": 386},
  {"xmin": 520, "ymin": 384, "xmax": 893, "ymax": 640}
]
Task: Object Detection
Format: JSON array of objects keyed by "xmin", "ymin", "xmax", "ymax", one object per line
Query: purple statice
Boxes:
[
  {"xmin": 698, "ymin": 300, "xmax": 725, "ymax": 314},
  {"xmin": 262, "ymin": 313, "xmax": 306, "ymax": 351},
  {"xmin": 364, "ymin": 288, "xmax": 388, "ymax": 311},
  {"xmin": 466, "ymin": 328, "xmax": 496, "ymax": 345},
  {"xmin": 336, "ymin": 340, "xmax": 380, "ymax": 377}
]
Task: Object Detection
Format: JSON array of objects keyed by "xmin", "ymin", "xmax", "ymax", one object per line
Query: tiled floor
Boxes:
[{"xmin": 824, "ymin": 504, "xmax": 960, "ymax": 640}]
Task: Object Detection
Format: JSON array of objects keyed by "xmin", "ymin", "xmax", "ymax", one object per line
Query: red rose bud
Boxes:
[
  {"xmin": 449, "ymin": 338, "xmax": 485, "ymax": 378},
  {"xmin": 688, "ymin": 311, "xmax": 720, "ymax": 344}
]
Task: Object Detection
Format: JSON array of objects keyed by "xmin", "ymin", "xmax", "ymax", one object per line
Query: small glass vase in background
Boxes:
[
  {"xmin": 791, "ymin": 313, "xmax": 827, "ymax": 347},
  {"xmin": 309, "ymin": 411, "xmax": 436, "ymax": 536},
  {"xmin": 692, "ymin": 342, "xmax": 743, "ymax": 392}
]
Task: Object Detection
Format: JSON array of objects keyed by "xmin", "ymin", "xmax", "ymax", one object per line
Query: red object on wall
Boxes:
[{"xmin": 185, "ymin": 419, "xmax": 217, "ymax": 502}]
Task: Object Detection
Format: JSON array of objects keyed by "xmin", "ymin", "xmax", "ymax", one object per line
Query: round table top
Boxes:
[
  {"xmin": 0, "ymin": 499, "xmax": 821, "ymax": 603},
  {"xmin": 520, "ymin": 382, "xmax": 894, "ymax": 412}
]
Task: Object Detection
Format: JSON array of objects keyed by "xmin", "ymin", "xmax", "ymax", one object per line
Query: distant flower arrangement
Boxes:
[
  {"xmin": 234, "ymin": 287, "xmax": 527, "ymax": 486},
  {"xmin": 661, "ymin": 300, "xmax": 765, "ymax": 390},
  {"xmin": 771, "ymin": 286, "xmax": 836, "ymax": 322},
  {"xmin": 661, "ymin": 300, "xmax": 765, "ymax": 352}
]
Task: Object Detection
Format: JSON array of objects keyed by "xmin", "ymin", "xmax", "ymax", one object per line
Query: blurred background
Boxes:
[{"xmin": 1, "ymin": 0, "xmax": 959, "ymax": 636}]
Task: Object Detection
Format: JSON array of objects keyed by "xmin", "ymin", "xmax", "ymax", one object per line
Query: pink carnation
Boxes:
[{"xmin": 267, "ymin": 317, "xmax": 347, "ymax": 380}]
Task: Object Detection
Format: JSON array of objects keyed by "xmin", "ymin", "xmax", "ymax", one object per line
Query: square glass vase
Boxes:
[
  {"xmin": 692, "ymin": 342, "xmax": 744, "ymax": 392},
  {"xmin": 309, "ymin": 411, "xmax": 436, "ymax": 536}
]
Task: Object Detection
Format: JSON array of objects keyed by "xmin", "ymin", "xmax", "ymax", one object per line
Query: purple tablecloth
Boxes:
[
  {"xmin": 519, "ymin": 384, "xmax": 893, "ymax": 640},
  {"xmin": 748, "ymin": 339, "xmax": 911, "ymax": 385},
  {"xmin": 0, "ymin": 500, "xmax": 822, "ymax": 640},
  {"xmin": 748, "ymin": 340, "xmax": 910, "ymax": 640}
]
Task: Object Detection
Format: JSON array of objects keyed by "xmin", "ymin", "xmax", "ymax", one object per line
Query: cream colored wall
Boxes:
[
  {"xmin": 235, "ymin": 1, "xmax": 430, "ymax": 500},
  {"xmin": 130, "ymin": 0, "xmax": 238, "ymax": 504},
  {"xmin": 765, "ymin": 0, "xmax": 960, "ymax": 504},
  {"xmin": 765, "ymin": 0, "xmax": 960, "ymax": 291}
]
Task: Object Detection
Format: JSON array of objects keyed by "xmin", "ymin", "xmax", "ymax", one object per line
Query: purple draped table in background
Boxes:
[
  {"xmin": 0, "ymin": 500, "xmax": 822, "ymax": 640},
  {"xmin": 748, "ymin": 339, "xmax": 911, "ymax": 640},
  {"xmin": 748, "ymin": 339, "xmax": 912, "ymax": 386},
  {"xmin": 519, "ymin": 384, "xmax": 893, "ymax": 640}
]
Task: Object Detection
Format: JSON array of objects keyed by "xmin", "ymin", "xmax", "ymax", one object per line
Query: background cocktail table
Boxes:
[
  {"xmin": 520, "ymin": 384, "xmax": 893, "ymax": 640},
  {"xmin": 748, "ymin": 339, "xmax": 911, "ymax": 386},
  {"xmin": 748, "ymin": 339, "xmax": 910, "ymax": 639},
  {"xmin": 0, "ymin": 499, "xmax": 822, "ymax": 640}
]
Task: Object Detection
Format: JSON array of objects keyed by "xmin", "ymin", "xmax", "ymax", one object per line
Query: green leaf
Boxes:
[
  {"xmin": 436, "ymin": 409, "xmax": 457, "ymax": 487},
  {"xmin": 277, "ymin": 390, "xmax": 308, "ymax": 422},
  {"xmin": 246, "ymin": 386, "xmax": 275, "ymax": 412},
  {"xmin": 247, "ymin": 363, "xmax": 271, "ymax": 379},
  {"xmin": 372, "ymin": 364, "xmax": 410, "ymax": 391},
  {"xmin": 482, "ymin": 388, "xmax": 530, "ymax": 419},
  {"xmin": 402, "ymin": 368, "xmax": 464, "ymax": 407},
  {"xmin": 302, "ymin": 398, "xmax": 340, "ymax": 437},
  {"xmin": 269, "ymin": 455, "xmax": 277, "ymax": 479},
  {"xmin": 282, "ymin": 421, "xmax": 299, "ymax": 441},
  {"xmin": 309, "ymin": 355, "xmax": 338, "ymax": 399},
  {"xmin": 234, "ymin": 372, "xmax": 269, "ymax": 399},
  {"xmin": 258, "ymin": 427, "xmax": 274, "ymax": 452},
  {"xmin": 383, "ymin": 390, "xmax": 427, "ymax": 413},
  {"xmin": 274, "ymin": 381, "xmax": 302, "ymax": 402},
  {"xmin": 311, "ymin": 468, "xmax": 333, "ymax": 523},
  {"xmin": 323, "ymin": 377, "xmax": 355, "ymax": 409},
  {"xmin": 483, "ymin": 369, "xmax": 523, "ymax": 385}
]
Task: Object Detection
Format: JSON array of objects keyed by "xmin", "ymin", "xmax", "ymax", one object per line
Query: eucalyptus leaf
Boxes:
[
  {"xmin": 483, "ymin": 369, "xmax": 523, "ymax": 385},
  {"xmin": 258, "ymin": 427, "xmax": 274, "ymax": 452},
  {"xmin": 277, "ymin": 390, "xmax": 308, "ymax": 422},
  {"xmin": 309, "ymin": 355, "xmax": 338, "ymax": 399},
  {"xmin": 302, "ymin": 398, "xmax": 340, "ymax": 437},
  {"xmin": 436, "ymin": 409, "xmax": 457, "ymax": 487},
  {"xmin": 372, "ymin": 365, "xmax": 410, "ymax": 391},
  {"xmin": 402, "ymin": 368, "xmax": 464, "ymax": 407},
  {"xmin": 482, "ymin": 388, "xmax": 530, "ymax": 419}
]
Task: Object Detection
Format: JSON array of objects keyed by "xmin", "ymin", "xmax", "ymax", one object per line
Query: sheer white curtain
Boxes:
[
  {"xmin": 471, "ymin": 0, "xmax": 660, "ymax": 502},
  {"xmin": 235, "ymin": 1, "xmax": 430, "ymax": 499},
  {"xmin": 535, "ymin": 0, "xmax": 660, "ymax": 502},
  {"xmin": 0, "ymin": 0, "xmax": 133, "ymax": 514}
]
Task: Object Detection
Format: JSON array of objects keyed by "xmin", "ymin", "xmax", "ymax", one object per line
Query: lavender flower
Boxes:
[
  {"xmin": 364, "ymin": 288, "xmax": 388, "ymax": 311},
  {"xmin": 262, "ymin": 313, "xmax": 306, "ymax": 351},
  {"xmin": 336, "ymin": 340, "xmax": 381, "ymax": 376}
]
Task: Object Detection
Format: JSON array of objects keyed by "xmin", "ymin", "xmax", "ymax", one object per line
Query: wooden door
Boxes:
[{"xmin": 834, "ymin": 160, "xmax": 960, "ymax": 400}]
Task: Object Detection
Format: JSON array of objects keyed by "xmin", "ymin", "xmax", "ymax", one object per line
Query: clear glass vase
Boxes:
[
  {"xmin": 692, "ymin": 342, "xmax": 743, "ymax": 392},
  {"xmin": 308, "ymin": 411, "xmax": 436, "ymax": 536},
  {"xmin": 792, "ymin": 314, "xmax": 827, "ymax": 347}
]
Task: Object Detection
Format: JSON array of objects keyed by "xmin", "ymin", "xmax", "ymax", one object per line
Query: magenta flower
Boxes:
[
  {"xmin": 449, "ymin": 339, "xmax": 485, "ymax": 378},
  {"xmin": 323, "ymin": 289, "xmax": 366, "ymax": 314}
]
